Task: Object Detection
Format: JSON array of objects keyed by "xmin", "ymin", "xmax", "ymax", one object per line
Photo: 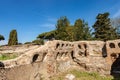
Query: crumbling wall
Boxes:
[
  {"xmin": 0, "ymin": 62, "xmax": 45, "ymax": 80},
  {"xmin": 106, "ymin": 40, "xmax": 120, "ymax": 64},
  {"xmin": 0, "ymin": 40, "xmax": 120, "ymax": 80}
]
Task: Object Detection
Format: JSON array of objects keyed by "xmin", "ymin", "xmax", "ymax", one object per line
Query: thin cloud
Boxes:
[
  {"xmin": 0, "ymin": 40, "xmax": 8, "ymax": 45},
  {"xmin": 108, "ymin": 1, "xmax": 120, "ymax": 18},
  {"xmin": 47, "ymin": 18, "xmax": 57, "ymax": 22},
  {"xmin": 40, "ymin": 23, "xmax": 55, "ymax": 29},
  {"xmin": 43, "ymin": 15, "xmax": 57, "ymax": 22},
  {"xmin": 43, "ymin": 16, "xmax": 57, "ymax": 22},
  {"xmin": 39, "ymin": 16, "xmax": 57, "ymax": 29},
  {"xmin": 113, "ymin": 10, "xmax": 120, "ymax": 18}
]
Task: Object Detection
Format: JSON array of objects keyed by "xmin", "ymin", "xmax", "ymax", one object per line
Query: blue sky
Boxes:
[{"xmin": 0, "ymin": 0, "xmax": 120, "ymax": 45}]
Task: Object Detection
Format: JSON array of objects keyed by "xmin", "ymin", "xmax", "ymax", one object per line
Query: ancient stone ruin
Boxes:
[{"xmin": 0, "ymin": 40, "xmax": 120, "ymax": 80}]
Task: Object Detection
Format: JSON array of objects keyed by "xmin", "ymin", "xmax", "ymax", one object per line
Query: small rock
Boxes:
[{"xmin": 65, "ymin": 74, "xmax": 75, "ymax": 80}]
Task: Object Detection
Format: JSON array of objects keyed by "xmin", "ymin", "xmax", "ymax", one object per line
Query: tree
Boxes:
[
  {"xmin": 74, "ymin": 19, "xmax": 92, "ymax": 41},
  {"xmin": 32, "ymin": 39, "xmax": 44, "ymax": 45},
  {"xmin": 66, "ymin": 26, "xmax": 74, "ymax": 41},
  {"xmin": 37, "ymin": 16, "xmax": 71, "ymax": 41},
  {"xmin": 55, "ymin": 16, "xmax": 70, "ymax": 41},
  {"xmin": 0, "ymin": 34, "xmax": 5, "ymax": 41},
  {"xmin": 37, "ymin": 16, "xmax": 92, "ymax": 41},
  {"xmin": 83, "ymin": 22, "xmax": 92, "ymax": 40},
  {"xmin": 92, "ymin": 12, "xmax": 118, "ymax": 41},
  {"xmin": 56, "ymin": 16, "xmax": 70, "ymax": 30},
  {"xmin": 74, "ymin": 19, "xmax": 83, "ymax": 41},
  {"xmin": 8, "ymin": 29, "xmax": 18, "ymax": 46},
  {"xmin": 37, "ymin": 30, "xmax": 57, "ymax": 40}
]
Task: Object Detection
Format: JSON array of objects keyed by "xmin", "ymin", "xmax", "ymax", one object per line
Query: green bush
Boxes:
[{"xmin": 32, "ymin": 39, "xmax": 44, "ymax": 45}]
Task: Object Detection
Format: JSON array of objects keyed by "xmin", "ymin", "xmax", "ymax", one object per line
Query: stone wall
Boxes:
[{"xmin": 0, "ymin": 40, "xmax": 120, "ymax": 80}]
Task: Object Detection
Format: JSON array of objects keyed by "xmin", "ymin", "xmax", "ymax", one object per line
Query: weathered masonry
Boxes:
[{"xmin": 0, "ymin": 40, "xmax": 120, "ymax": 80}]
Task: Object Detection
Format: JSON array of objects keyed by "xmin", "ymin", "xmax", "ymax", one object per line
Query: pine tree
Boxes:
[
  {"xmin": 8, "ymin": 29, "xmax": 18, "ymax": 46},
  {"xmin": 93, "ymin": 12, "xmax": 118, "ymax": 41}
]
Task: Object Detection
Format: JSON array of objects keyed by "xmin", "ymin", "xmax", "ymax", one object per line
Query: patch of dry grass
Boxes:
[{"xmin": 50, "ymin": 69, "xmax": 113, "ymax": 80}]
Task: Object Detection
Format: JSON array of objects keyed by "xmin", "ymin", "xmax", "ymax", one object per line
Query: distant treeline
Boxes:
[{"xmin": 37, "ymin": 12, "xmax": 120, "ymax": 41}]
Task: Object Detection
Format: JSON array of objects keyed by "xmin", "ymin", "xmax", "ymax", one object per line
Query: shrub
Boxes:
[{"xmin": 32, "ymin": 39, "xmax": 44, "ymax": 45}]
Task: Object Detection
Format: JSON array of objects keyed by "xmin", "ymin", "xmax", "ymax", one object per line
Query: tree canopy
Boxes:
[
  {"xmin": 55, "ymin": 16, "xmax": 70, "ymax": 41},
  {"xmin": 37, "ymin": 16, "xmax": 92, "ymax": 41},
  {"xmin": 0, "ymin": 34, "xmax": 5, "ymax": 41},
  {"xmin": 92, "ymin": 12, "xmax": 118, "ymax": 41},
  {"xmin": 74, "ymin": 19, "xmax": 92, "ymax": 41},
  {"xmin": 37, "ymin": 30, "xmax": 57, "ymax": 40}
]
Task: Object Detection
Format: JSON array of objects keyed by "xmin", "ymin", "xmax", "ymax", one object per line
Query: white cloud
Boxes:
[
  {"xmin": 113, "ymin": 10, "xmax": 120, "ymax": 18},
  {"xmin": 0, "ymin": 40, "xmax": 8, "ymax": 45}
]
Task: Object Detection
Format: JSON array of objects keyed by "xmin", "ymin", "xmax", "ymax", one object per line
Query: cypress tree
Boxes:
[{"xmin": 8, "ymin": 29, "xmax": 18, "ymax": 46}]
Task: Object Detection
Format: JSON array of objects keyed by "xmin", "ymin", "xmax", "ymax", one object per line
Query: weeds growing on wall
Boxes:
[{"xmin": 0, "ymin": 53, "xmax": 17, "ymax": 60}]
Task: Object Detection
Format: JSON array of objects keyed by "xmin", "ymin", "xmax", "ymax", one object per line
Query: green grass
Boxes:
[
  {"xmin": 0, "ymin": 53, "xmax": 17, "ymax": 60},
  {"xmin": 50, "ymin": 69, "xmax": 113, "ymax": 80}
]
